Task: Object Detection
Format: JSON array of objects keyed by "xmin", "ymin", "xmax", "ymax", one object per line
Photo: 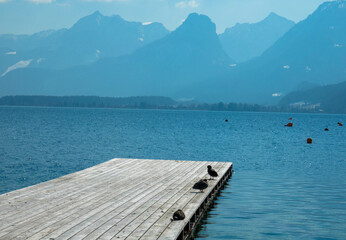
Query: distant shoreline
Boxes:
[{"xmin": 0, "ymin": 95, "xmax": 343, "ymax": 114}]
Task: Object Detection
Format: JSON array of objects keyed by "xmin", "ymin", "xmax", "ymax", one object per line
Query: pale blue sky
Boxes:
[{"xmin": 0, "ymin": 0, "xmax": 329, "ymax": 35}]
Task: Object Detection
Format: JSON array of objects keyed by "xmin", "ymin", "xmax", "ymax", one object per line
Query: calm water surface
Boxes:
[{"xmin": 0, "ymin": 107, "xmax": 345, "ymax": 239}]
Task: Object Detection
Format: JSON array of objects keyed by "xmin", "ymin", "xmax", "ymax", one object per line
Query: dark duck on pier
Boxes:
[
  {"xmin": 172, "ymin": 209, "xmax": 185, "ymax": 221},
  {"xmin": 207, "ymin": 165, "xmax": 218, "ymax": 180},
  {"xmin": 193, "ymin": 179, "xmax": 208, "ymax": 192}
]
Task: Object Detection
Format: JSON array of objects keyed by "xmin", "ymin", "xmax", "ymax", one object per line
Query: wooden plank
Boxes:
[
  {"xmin": 107, "ymin": 162, "xmax": 211, "ymax": 240},
  {"xmin": 40, "ymin": 161, "xmax": 197, "ymax": 240},
  {"xmin": 139, "ymin": 162, "xmax": 228, "ymax": 240},
  {"xmin": 0, "ymin": 159, "xmax": 157, "ymax": 237},
  {"xmin": 0, "ymin": 158, "xmax": 232, "ymax": 240},
  {"xmin": 0, "ymin": 158, "xmax": 149, "ymax": 235},
  {"xmin": 125, "ymin": 162, "xmax": 218, "ymax": 240},
  {"xmin": 158, "ymin": 163, "xmax": 230, "ymax": 240},
  {"xmin": 0, "ymin": 158, "xmax": 138, "ymax": 217},
  {"xmin": 63, "ymin": 161, "xmax": 201, "ymax": 240},
  {"xmin": 1, "ymin": 160, "xmax": 179, "ymax": 239},
  {"xmin": 17, "ymin": 169, "xmax": 166, "ymax": 240},
  {"xmin": 17, "ymin": 159, "xmax": 188, "ymax": 239},
  {"xmin": 76, "ymin": 160, "xmax": 199, "ymax": 240},
  {"xmin": 114, "ymin": 162, "xmax": 213, "ymax": 240},
  {"xmin": 0, "ymin": 158, "xmax": 131, "ymax": 204},
  {"xmin": 132, "ymin": 163, "xmax": 222, "ymax": 240}
]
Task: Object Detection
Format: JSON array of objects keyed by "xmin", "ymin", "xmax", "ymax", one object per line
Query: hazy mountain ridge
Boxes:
[
  {"xmin": 0, "ymin": 13, "xmax": 232, "ymax": 99},
  {"xmin": 219, "ymin": 12, "xmax": 295, "ymax": 62},
  {"xmin": 0, "ymin": 11, "xmax": 169, "ymax": 72},
  {"xmin": 278, "ymin": 81, "xmax": 346, "ymax": 114},
  {"xmin": 0, "ymin": 29, "xmax": 67, "ymax": 74},
  {"xmin": 48, "ymin": 11, "xmax": 169, "ymax": 69},
  {"xmin": 211, "ymin": 0, "xmax": 346, "ymax": 104}
]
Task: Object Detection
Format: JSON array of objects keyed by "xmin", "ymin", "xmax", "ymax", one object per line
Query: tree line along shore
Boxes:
[{"xmin": 0, "ymin": 95, "xmax": 344, "ymax": 114}]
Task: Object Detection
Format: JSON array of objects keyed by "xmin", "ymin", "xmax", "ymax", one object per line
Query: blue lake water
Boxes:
[{"xmin": 0, "ymin": 106, "xmax": 345, "ymax": 239}]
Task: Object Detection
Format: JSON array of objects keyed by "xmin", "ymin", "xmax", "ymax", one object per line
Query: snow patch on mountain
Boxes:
[{"xmin": 1, "ymin": 59, "xmax": 33, "ymax": 77}]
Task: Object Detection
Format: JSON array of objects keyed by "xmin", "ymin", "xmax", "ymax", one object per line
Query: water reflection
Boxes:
[{"xmin": 195, "ymin": 170, "xmax": 346, "ymax": 239}]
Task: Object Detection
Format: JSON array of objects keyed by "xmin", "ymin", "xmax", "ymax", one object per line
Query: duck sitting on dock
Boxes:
[
  {"xmin": 172, "ymin": 209, "xmax": 185, "ymax": 221},
  {"xmin": 193, "ymin": 179, "xmax": 208, "ymax": 192},
  {"xmin": 207, "ymin": 165, "xmax": 218, "ymax": 180}
]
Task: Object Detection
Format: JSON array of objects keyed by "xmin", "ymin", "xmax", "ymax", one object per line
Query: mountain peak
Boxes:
[
  {"xmin": 71, "ymin": 11, "xmax": 128, "ymax": 31},
  {"xmin": 91, "ymin": 10, "xmax": 103, "ymax": 17},
  {"xmin": 219, "ymin": 11, "xmax": 295, "ymax": 62},
  {"xmin": 72, "ymin": 10, "xmax": 105, "ymax": 28},
  {"xmin": 185, "ymin": 13, "xmax": 211, "ymax": 22},
  {"xmin": 262, "ymin": 12, "xmax": 294, "ymax": 25},
  {"xmin": 317, "ymin": 0, "xmax": 346, "ymax": 12},
  {"xmin": 88, "ymin": 11, "xmax": 104, "ymax": 22},
  {"xmin": 174, "ymin": 13, "xmax": 217, "ymax": 40},
  {"xmin": 265, "ymin": 12, "xmax": 282, "ymax": 20},
  {"xmin": 182, "ymin": 13, "xmax": 215, "ymax": 29}
]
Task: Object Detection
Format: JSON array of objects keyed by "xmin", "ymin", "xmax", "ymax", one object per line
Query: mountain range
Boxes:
[
  {"xmin": 0, "ymin": 11, "xmax": 169, "ymax": 72},
  {"xmin": 206, "ymin": 0, "xmax": 346, "ymax": 103},
  {"xmin": 0, "ymin": 0, "xmax": 345, "ymax": 106},
  {"xmin": 0, "ymin": 13, "xmax": 231, "ymax": 98},
  {"xmin": 219, "ymin": 12, "xmax": 295, "ymax": 62}
]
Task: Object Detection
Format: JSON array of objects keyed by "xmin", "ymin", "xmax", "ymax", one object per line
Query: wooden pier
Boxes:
[{"xmin": 0, "ymin": 158, "xmax": 233, "ymax": 240}]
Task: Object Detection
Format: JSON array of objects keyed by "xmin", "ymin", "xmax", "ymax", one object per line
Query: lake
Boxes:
[{"xmin": 0, "ymin": 106, "xmax": 345, "ymax": 239}]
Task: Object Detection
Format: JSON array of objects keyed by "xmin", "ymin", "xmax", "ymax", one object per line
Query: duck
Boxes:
[
  {"xmin": 172, "ymin": 209, "xmax": 185, "ymax": 221},
  {"xmin": 193, "ymin": 179, "xmax": 208, "ymax": 192},
  {"xmin": 207, "ymin": 165, "xmax": 218, "ymax": 180}
]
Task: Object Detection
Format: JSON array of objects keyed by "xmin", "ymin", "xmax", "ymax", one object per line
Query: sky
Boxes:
[{"xmin": 0, "ymin": 0, "xmax": 330, "ymax": 35}]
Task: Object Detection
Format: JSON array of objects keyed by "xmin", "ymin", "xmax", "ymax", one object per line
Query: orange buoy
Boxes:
[
  {"xmin": 285, "ymin": 122, "xmax": 293, "ymax": 127},
  {"xmin": 338, "ymin": 122, "xmax": 343, "ymax": 126},
  {"xmin": 307, "ymin": 138, "xmax": 312, "ymax": 144},
  {"xmin": 289, "ymin": 117, "xmax": 293, "ymax": 120}
]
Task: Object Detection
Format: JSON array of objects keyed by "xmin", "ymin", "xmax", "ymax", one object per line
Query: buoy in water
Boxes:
[
  {"xmin": 285, "ymin": 122, "xmax": 293, "ymax": 127},
  {"xmin": 225, "ymin": 119, "xmax": 229, "ymax": 122},
  {"xmin": 307, "ymin": 138, "xmax": 312, "ymax": 144},
  {"xmin": 325, "ymin": 127, "xmax": 329, "ymax": 131},
  {"xmin": 289, "ymin": 117, "xmax": 293, "ymax": 120},
  {"xmin": 338, "ymin": 122, "xmax": 343, "ymax": 126}
]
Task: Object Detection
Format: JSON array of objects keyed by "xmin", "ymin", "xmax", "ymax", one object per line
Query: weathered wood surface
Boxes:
[{"xmin": 0, "ymin": 158, "xmax": 232, "ymax": 240}]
